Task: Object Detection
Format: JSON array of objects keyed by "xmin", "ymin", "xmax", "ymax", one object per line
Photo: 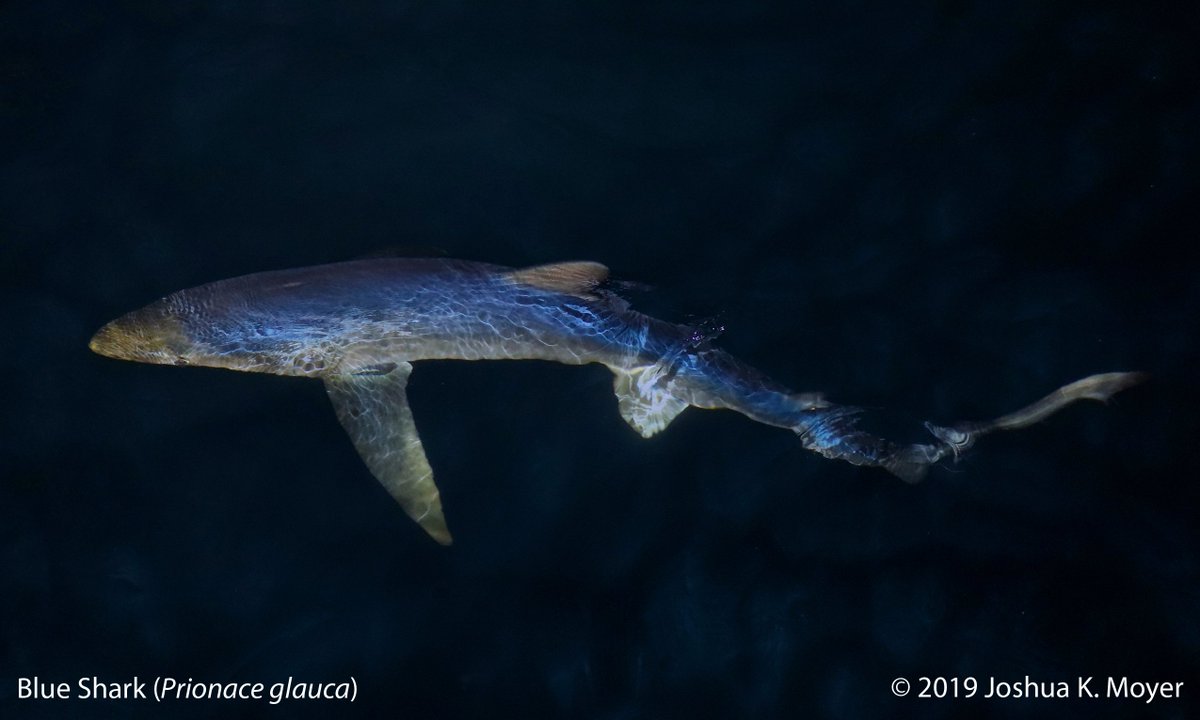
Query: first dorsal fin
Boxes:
[{"xmin": 506, "ymin": 261, "xmax": 609, "ymax": 297}]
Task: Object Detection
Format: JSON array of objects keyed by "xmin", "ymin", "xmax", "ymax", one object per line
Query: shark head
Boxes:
[{"xmin": 89, "ymin": 297, "xmax": 197, "ymax": 366}]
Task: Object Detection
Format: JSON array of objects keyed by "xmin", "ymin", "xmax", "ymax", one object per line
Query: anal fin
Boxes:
[
  {"xmin": 612, "ymin": 366, "xmax": 687, "ymax": 438},
  {"xmin": 324, "ymin": 362, "xmax": 452, "ymax": 545}
]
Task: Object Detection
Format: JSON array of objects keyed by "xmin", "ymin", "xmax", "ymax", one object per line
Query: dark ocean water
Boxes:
[{"xmin": 2, "ymin": 1, "xmax": 1198, "ymax": 718}]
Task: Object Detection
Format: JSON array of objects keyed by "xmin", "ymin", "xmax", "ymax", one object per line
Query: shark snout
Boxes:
[
  {"xmin": 88, "ymin": 320, "xmax": 124, "ymax": 358},
  {"xmin": 89, "ymin": 303, "xmax": 192, "ymax": 365}
]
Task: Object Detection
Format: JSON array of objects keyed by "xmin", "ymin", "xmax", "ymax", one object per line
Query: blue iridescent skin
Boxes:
[{"xmin": 89, "ymin": 258, "xmax": 1143, "ymax": 544}]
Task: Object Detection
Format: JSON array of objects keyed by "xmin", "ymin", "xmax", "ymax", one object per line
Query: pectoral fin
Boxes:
[
  {"xmin": 324, "ymin": 362, "xmax": 452, "ymax": 545},
  {"xmin": 612, "ymin": 366, "xmax": 688, "ymax": 438}
]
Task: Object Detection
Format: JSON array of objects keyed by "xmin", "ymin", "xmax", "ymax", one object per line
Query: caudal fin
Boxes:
[{"xmin": 795, "ymin": 372, "xmax": 1145, "ymax": 482}]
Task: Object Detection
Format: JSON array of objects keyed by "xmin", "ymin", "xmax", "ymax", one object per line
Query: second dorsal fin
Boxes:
[{"xmin": 506, "ymin": 261, "xmax": 609, "ymax": 296}]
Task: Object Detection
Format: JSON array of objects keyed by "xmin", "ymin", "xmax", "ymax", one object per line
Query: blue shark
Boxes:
[{"xmin": 89, "ymin": 259, "xmax": 1143, "ymax": 544}]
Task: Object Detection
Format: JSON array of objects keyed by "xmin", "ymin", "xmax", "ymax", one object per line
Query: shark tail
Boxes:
[{"xmin": 794, "ymin": 372, "xmax": 1146, "ymax": 482}]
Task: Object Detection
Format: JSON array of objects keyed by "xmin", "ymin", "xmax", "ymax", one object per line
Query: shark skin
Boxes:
[{"xmin": 89, "ymin": 258, "xmax": 1144, "ymax": 544}]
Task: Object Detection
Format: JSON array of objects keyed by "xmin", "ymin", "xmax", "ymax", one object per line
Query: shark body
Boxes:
[{"xmin": 89, "ymin": 258, "xmax": 1142, "ymax": 544}]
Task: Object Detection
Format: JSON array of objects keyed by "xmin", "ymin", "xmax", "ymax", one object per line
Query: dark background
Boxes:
[{"xmin": 2, "ymin": 1, "xmax": 1197, "ymax": 718}]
